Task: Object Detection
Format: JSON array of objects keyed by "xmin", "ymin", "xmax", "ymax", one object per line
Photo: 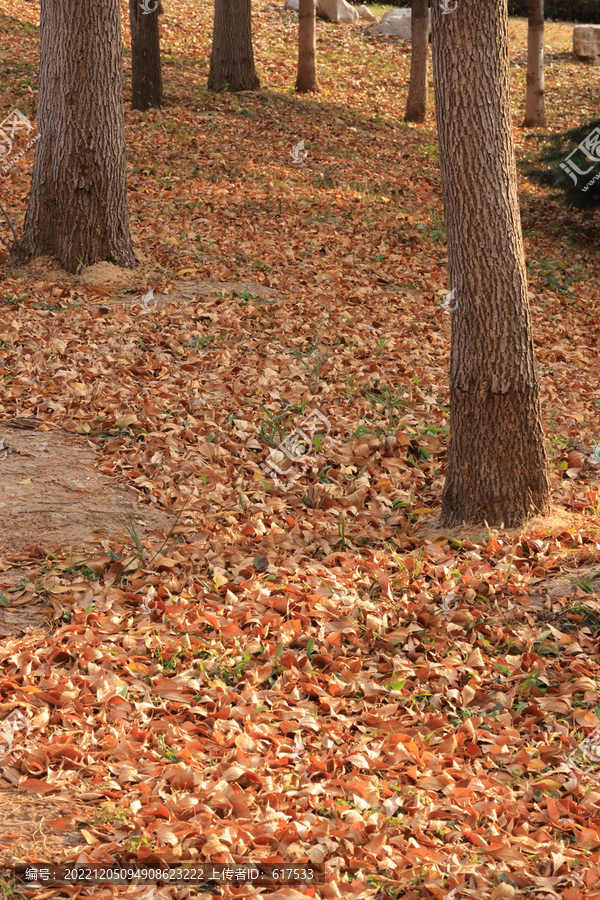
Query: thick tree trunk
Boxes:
[
  {"xmin": 404, "ymin": 0, "xmax": 428, "ymax": 123},
  {"xmin": 129, "ymin": 0, "xmax": 163, "ymax": 111},
  {"xmin": 296, "ymin": 0, "xmax": 319, "ymax": 93},
  {"xmin": 9, "ymin": 0, "xmax": 135, "ymax": 275},
  {"xmin": 208, "ymin": 0, "xmax": 260, "ymax": 93},
  {"xmin": 522, "ymin": 0, "xmax": 546, "ymax": 127},
  {"xmin": 431, "ymin": 0, "xmax": 551, "ymax": 527}
]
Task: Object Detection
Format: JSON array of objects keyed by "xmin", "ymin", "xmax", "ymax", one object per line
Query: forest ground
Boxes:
[{"xmin": 1, "ymin": 1, "xmax": 600, "ymax": 899}]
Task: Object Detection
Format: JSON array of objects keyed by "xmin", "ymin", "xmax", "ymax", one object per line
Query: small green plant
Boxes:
[
  {"xmin": 573, "ymin": 571, "xmax": 600, "ymax": 595},
  {"xmin": 561, "ymin": 600, "xmax": 600, "ymax": 630},
  {"xmin": 314, "ymin": 162, "xmax": 342, "ymax": 189},
  {"xmin": 364, "ymin": 380, "xmax": 410, "ymax": 430},
  {"xmin": 374, "ymin": 336, "xmax": 390, "ymax": 356},
  {"xmin": 157, "ymin": 734, "xmax": 179, "ymax": 762},
  {"xmin": 190, "ymin": 335, "xmax": 215, "ymax": 350},
  {"xmin": 213, "ymin": 651, "xmax": 252, "ymax": 685},
  {"xmin": 86, "ymin": 803, "xmax": 130, "ymax": 827},
  {"xmin": 338, "ymin": 512, "xmax": 347, "ymax": 550},
  {"xmin": 125, "ymin": 836, "xmax": 154, "ymax": 853},
  {"xmin": 300, "ymin": 486, "xmax": 330, "ymax": 509},
  {"xmin": 256, "ymin": 404, "xmax": 300, "ymax": 446},
  {"xmin": 0, "ymin": 880, "xmax": 24, "ymax": 900},
  {"xmin": 290, "ymin": 346, "xmax": 331, "ymax": 391},
  {"xmin": 104, "ymin": 505, "xmax": 187, "ymax": 583},
  {"xmin": 268, "ymin": 643, "xmax": 285, "ymax": 686}
]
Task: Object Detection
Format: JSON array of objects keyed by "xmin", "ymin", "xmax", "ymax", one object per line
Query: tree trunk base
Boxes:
[
  {"xmin": 295, "ymin": 80, "xmax": 320, "ymax": 93},
  {"xmin": 404, "ymin": 108, "xmax": 426, "ymax": 123},
  {"xmin": 521, "ymin": 115, "xmax": 547, "ymax": 127},
  {"xmin": 208, "ymin": 0, "xmax": 260, "ymax": 93},
  {"xmin": 439, "ymin": 389, "xmax": 551, "ymax": 529},
  {"xmin": 10, "ymin": 0, "xmax": 136, "ymax": 276}
]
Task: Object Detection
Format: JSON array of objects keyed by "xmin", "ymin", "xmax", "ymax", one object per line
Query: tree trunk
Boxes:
[
  {"xmin": 129, "ymin": 0, "xmax": 163, "ymax": 111},
  {"xmin": 522, "ymin": 0, "xmax": 546, "ymax": 127},
  {"xmin": 208, "ymin": 0, "xmax": 260, "ymax": 93},
  {"xmin": 404, "ymin": 0, "xmax": 429, "ymax": 123},
  {"xmin": 431, "ymin": 0, "xmax": 551, "ymax": 527},
  {"xmin": 9, "ymin": 0, "xmax": 135, "ymax": 275},
  {"xmin": 296, "ymin": 0, "xmax": 319, "ymax": 93}
]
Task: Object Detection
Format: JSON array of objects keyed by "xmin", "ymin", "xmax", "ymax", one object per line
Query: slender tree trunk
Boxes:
[
  {"xmin": 208, "ymin": 0, "xmax": 260, "ymax": 93},
  {"xmin": 522, "ymin": 0, "xmax": 546, "ymax": 127},
  {"xmin": 296, "ymin": 0, "xmax": 319, "ymax": 93},
  {"xmin": 404, "ymin": 0, "xmax": 428, "ymax": 123},
  {"xmin": 431, "ymin": 0, "xmax": 551, "ymax": 527},
  {"xmin": 129, "ymin": 0, "xmax": 163, "ymax": 111},
  {"xmin": 9, "ymin": 0, "xmax": 135, "ymax": 275}
]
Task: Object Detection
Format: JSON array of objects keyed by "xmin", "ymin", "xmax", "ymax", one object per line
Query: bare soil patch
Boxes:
[
  {"xmin": 0, "ymin": 793, "xmax": 91, "ymax": 869},
  {"xmin": 0, "ymin": 425, "xmax": 171, "ymax": 556}
]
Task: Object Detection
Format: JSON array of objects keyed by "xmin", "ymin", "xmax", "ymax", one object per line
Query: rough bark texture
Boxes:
[
  {"xmin": 129, "ymin": 0, "xmax": 163, "ymax": 111},
  {"xmin": 208, "ymin": 0, "xmax": 260, "ymax": 93},
  {"xmin": 296, "ymin": 0, "xmax": 319, "ymax": 93},
  {"xmin": 9, "ymin": 0, "xmax": 135, "ymax": 275},
  {"xmin": 523, "ymin": 0, "xmax": 547, "ymax": 127},
  {"xmin": 404, "ymin": 0, "xmax": 429, "ymax": 123},
  {"xmin": 431, "ymin": 0, "xmax": 551, "ymax": 527}
]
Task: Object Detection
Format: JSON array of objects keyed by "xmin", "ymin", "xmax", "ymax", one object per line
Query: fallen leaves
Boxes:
[{"xmin": 0, "ymin": 2, "xmax": 598, "ymax": 899}]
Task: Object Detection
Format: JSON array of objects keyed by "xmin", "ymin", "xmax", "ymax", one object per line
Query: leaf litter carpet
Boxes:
[{"xmin": 1, "ymin": 1, "xmax": 600, "ymax": 899}]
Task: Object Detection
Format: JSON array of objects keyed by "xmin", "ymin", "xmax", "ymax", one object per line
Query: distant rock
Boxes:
[
  {"xmin": 316, "ymin": 0, "xmax": 359, "ymax": 25},
  {"xmin": 573, "ymin": 25, "xmax": 600, "ymax": 65},
  {"xmin": 370, "ymin": 7, "xmax": 431, "ymax": 39},
  {"xmin": 284, "ymin": 0, "xmax": 299, "ymax": 10},
  {"xmin": 358, "ymin": 4, "xmax": 377, "ymax": 23}
]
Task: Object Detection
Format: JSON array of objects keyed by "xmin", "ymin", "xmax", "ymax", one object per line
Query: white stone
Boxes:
[
  {"xmin": 358, "ymin": 4, "xmax": 377, "ymax": 23},
  {"xmin": 284, "ymin": 0, "xmax": 299, "ymax": 10},
  {"xmin": 370, "ymin": 7, "xmax": 431, "ymax": 39},
  {"xmin": 316, "ymin": 0, "xmax": 359, "ymax": 25},
  {"xmin": 573, "ymin": 25, "xmax": 600, "ymax": 65}
]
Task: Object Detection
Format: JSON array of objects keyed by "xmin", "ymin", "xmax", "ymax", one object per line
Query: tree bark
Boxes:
[
  {"xmin": 431, "ymin": 0, "xmax": 551, "ymax": 527},
  {"xmin": 9, "ymin": 0, "xmax": 135, "ymax": 275},
  {"xmin": 296, "ymin": 0, "xmax": 319, "ymax": 93},
  {"xmin": 404, "ymin": 0, "xmax": 429, "ymax": 123},
  {"xmin": 129, "ymin": 0, "xmax": 163, "ymax": 111},
  {"xmin": 208, "ymin": 0, "xmax": 260, "ymax": 93},
  {"xmin": 522, "ymin": 0, "xmax": 546, "ymax": 127}
]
